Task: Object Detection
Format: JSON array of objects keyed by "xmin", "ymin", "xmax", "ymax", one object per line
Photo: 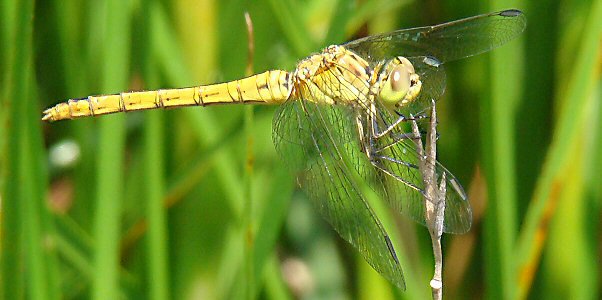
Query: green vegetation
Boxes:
[{"xmin": 1, "ymin": 0, "xmax": 600, "ymax": 299}]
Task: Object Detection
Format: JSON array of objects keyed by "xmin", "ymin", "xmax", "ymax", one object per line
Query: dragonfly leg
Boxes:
[
  {"xmin": 373, "ymin": 154, "xmax": 419, "ymax": 170},
  {"xmin": 356, "ymin": 114, "xmax": 370, "ymax": 155},
  {"xmin": 394, "ymin": 110, "xmax": 428, "ymax": 120},
  {"xmin": 373, "ymin": 112, "xmax": 428, "ymax": 139},
  {"xmin": 373, "ymin": 114, "xmax": 408, "ymax": 139},
  {"xmin": 372, "ymin": 131, "xmax": 423, "ymax": 154}
]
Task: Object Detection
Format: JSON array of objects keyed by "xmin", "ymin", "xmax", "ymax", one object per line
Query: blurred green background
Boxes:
[{"xmin": 1, "ymin": 0, "xmax": 600, "ymax": 299}]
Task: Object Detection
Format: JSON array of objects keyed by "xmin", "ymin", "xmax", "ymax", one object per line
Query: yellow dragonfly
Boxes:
[{"xmin": 43, "ymin": 10, "xmax": 526, "ymax": 289}]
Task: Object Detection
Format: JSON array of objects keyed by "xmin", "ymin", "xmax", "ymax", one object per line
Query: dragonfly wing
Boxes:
[
  {"xmin": 401, "ymin": 56, "xmax": 446, "ymax": 116},
  {"xmin": 367, "ymin": 103, "xmax": 472, "ymax": 233},
  {"xmin": 343, "ymin": 10, "xmax": 526, "ymax": 64},
  {"xmin": 434, "ymin": 161, "xmax": 472, "ymax": 233},
  {"xmin": 273, "ymin": 98, "xmax": 406, "ymax": 289}
]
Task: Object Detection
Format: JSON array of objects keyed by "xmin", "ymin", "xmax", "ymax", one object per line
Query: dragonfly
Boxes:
[{"xmin": 43, "ymin": 10, "xmax": 526, "ymax": 289}]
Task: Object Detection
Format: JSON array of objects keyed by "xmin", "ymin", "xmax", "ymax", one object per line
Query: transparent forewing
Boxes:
[
  {"xmin": 272, "ymin": 98, "xmax": 405, "ymax": 289},
  {"xmin": 367, "ymin": 102, "xmax": 472, "ymax": 233},
  {"xmin": 401, "ymin": 56, "xmax": 446, "ymax": 116},
  {"xmin": 343, "ymin": 10, "xmax": 526, "ymax": 64}
]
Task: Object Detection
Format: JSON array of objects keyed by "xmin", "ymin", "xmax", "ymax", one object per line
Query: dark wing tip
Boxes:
[
  {"xmin": 499, "ymin": 9, "xmax": 523, "ymax": 17},
  {"xmin": 384, "ymin": 235, "xmax": 400, "ymax": 265}
]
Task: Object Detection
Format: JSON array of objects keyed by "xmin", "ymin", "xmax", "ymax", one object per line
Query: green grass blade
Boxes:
[
  {"xmin": 243, "ymin": 76, "xmax": 256, "ymax": 300},
  {"xmin": 344, "ymin": 0, "xmax": 410, "ymax": 38},
  {"xmin": 144, "ymin": 110, "xmax": 170, "ymax": 300},
  {"xmin": 263, "ymin": 255, "xmax": 292, "ymax": 299},
  {"xmin": 150, "ymin": 3, "xmax": 245, "ymax": 217},
  {"xmin": 52, "ymin": 0, "xmax": 97, "ymax": 231},
  {"xmin": 1, "ymin": 0, "xmax": 60, "ymax": 299},
  {"xmin": 324, "ymin": 0, "xmax": 354, "ymax": 44},
  {"xmin": 264, "ymin": 0, "xmax": 315, "ymax": 56},
  {"xmin": 480, "ymin": 2, "xmax": 526, "ymax": 298},
  {"xmin": 141, "ymin": 2, "xmax": 170, "ymax": 300},
  {"xmin": 252, "ymin": 166, "xmax": 294, "ymax": 287},
  {"xmin": 515, "ymin": 1, "xmax": 602, "ymax": 298},
  {"xmin": 90, "ymin": 0, "xmax": 131, "ymax": 298},
  {"xmin": 92, "ymin": 94, "xmax": 127, "ymax": 298},
  {"xmin": 0, "ymin": 0, "xmax": 24, "ymax": 297}
]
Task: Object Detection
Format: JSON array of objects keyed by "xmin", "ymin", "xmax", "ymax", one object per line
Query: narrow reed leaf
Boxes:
[
  {"xmin": 516, "ymin": 1, "xmax": 602, "ymax": 298},
  {"xmin": 90, "ymin": 0, "xmax": 131, "ymax": 299}
]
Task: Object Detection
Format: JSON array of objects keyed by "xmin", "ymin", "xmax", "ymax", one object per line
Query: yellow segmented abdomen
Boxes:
[{"xmin": 42, "ymin": 70, "xmax": 293, "ymax": 121}]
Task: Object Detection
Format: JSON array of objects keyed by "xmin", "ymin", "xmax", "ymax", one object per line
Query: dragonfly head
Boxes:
[{"xmin": 377, "ymin": 56, "xmax": 422, "ymax": 110}]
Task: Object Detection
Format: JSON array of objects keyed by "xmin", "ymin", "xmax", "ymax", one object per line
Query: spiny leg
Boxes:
[{"xmin": 373, "ymin": 111, "xmax": 428, "ymax": 139}]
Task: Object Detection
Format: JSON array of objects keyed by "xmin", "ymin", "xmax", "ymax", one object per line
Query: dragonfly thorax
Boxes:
[
  {"xmin": 293, "ymin": 45, "xmax": 373, "ymax": 107},
  {"xmin": 376, "ymin": 57, "xmax": 422, "ymax": 110}
]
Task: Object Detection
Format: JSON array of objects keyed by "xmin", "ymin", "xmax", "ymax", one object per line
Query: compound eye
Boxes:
[
  {"xmin": 378, "ymin": 57, "xmax": 420, "ymax": 109},
  {"xmin": 390, "ymin": 65, "xmax": 411, "ymax": 94},
  {"xmin": 397, "ymin": 56, "xmax": 415, "ymax": 73}
]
